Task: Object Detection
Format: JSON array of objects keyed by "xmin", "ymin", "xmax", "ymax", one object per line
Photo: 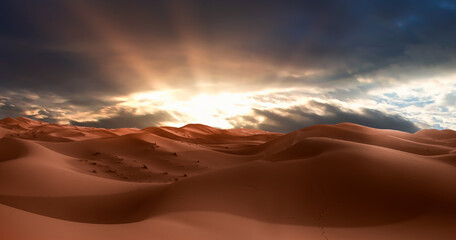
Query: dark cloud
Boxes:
[
  {"xmin": 231, "ymin": 101, "xmax": 420, "ymax": 133},
  {"xmin": 70, "ymin": 110, "xmax": 175, "ymax": 129},
  {"xmin": 0, "ymin": 97, "xmax": 61, "ymax": 123},
  {"xmin": 63, "ymin": 96, "xmax": 120, "ymax": 108},
  {"xmin": 0, "ymin": 98, "xmax": 24, "ymax": 118},
  {"xmin": 2, "ymin": 0, "xmax": 456, "ymax": 93},
  {"xmin": 0, "ymin": 46, "xmax": 112, "ymax": 93}
]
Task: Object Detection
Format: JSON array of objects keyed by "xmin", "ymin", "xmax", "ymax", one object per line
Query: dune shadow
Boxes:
[{"xmin": 0, "ymin": 137, "xmax": 28, "ymax": 162}]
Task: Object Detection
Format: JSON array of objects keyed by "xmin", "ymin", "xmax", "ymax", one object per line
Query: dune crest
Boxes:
[{"xmin": 1, "ymin": 117, "xmax": 456, "ymax": 240}]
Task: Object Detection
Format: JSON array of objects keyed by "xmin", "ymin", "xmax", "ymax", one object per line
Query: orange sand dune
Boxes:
[{"xmin": 1, "ymin": 117, "xmax": 456, "ymax": 240}]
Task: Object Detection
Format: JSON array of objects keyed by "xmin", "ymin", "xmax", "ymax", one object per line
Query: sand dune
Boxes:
[{"xmin": 1, "ymin": 117, "xmax": 456, "ymax": 239}]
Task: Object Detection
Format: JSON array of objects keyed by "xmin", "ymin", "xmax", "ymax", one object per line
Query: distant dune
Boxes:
[{"xmin": 1, "ymin": 117, "xmax": 456, "ymax": 240}]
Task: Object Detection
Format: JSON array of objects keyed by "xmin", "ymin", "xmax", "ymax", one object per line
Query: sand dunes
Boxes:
[{"xmin": 1, "ymin": 117, "xmax": 456, "ymax": 239}]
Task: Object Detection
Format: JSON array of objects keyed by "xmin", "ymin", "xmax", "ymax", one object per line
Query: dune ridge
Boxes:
[{"xmin": 1, "ymin": 117, "xmax": 456, "ymax": 240}]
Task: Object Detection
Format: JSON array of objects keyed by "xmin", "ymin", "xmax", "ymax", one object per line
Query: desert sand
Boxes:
[{"xmin": 1, "ymin": 116, "xmax": 456, "ymax": 240}]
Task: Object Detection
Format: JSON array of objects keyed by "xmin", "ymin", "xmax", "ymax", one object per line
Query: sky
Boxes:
[{"xmin": 1, "ymin": 0, "xmax": 456, "ymax": 133}]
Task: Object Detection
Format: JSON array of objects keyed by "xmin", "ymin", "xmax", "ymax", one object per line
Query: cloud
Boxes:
[
  {"xmin": 0, "ymin": 95, "xmax": 63, "ymax": 123},
  {"xmin": 231, "ymin": 101, "xmax": 420, "ymax": 133},
  {"xmin": 0, "ymin": 98, "xmax": 23, "ymax": 118},
  {"xmin": 2, "ymin": 0, "xmax": 456, "ymax": 94},
  {"xmin": 1, "ymin": 0, "xmax": 456, "ymax": 130},
  {"xmin": 70, "ymin": 110, "xmax": 175, "ymax": 129},
  {"xmin": 443, "ymin": 92, "xmax": 456, "ymax": 106}
]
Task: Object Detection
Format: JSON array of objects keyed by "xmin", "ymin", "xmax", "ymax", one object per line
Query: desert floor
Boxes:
[{"xmin": 1, "ymin": 117, "xmax": 456, "ymax": 240}]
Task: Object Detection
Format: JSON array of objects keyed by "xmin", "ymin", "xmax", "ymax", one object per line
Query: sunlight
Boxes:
[
  {"xmin": 114, "ymin": 90, "xmax": 254, "ymax": 128},
  {"xmin": 172, "ymin": 93, "xmax": 253, "ymax": 128},
  {"xmin": 111, "ymin": 88, "xmax": 311, "ymax": 129}
]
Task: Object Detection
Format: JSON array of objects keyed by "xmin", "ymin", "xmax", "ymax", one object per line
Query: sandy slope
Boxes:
[{"xmin": 1, "ymin": 117, "xmax": 456, "ymax": 239}]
